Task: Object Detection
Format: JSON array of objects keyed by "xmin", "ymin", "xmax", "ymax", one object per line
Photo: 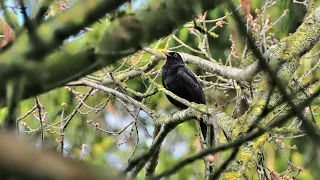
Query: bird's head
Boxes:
[{"xmin": 162, "ymin": 50, "xmax": 184, "ymax": 64}]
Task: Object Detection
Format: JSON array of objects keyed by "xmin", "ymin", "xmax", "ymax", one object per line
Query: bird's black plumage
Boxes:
[{"xmin": 161, "ymin": 51, "xmax": 207, "ymax": 140}]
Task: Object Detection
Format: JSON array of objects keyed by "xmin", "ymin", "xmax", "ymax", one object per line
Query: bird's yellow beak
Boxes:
[{"xmin": 162, "ymin": 50, "xmax": 171, "ymax": 57}]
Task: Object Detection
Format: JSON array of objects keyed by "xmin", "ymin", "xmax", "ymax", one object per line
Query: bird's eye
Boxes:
[{"xmin": 173, "ymin": 53, "xmax": 178, "ymax": 57}]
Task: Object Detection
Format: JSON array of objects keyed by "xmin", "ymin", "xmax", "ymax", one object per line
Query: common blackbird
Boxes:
[{"xmin": 161, "ymin": 51, "xmax": 207, "ymax": 140}]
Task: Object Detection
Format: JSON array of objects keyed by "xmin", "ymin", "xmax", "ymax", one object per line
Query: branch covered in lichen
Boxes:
[{"xmin": 219, "ymin": 4, "xmax": 320, "ymax": 179}]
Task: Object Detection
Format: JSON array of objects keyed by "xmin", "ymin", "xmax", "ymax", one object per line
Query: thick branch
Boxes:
[
  {"xmin": 180, "ymin": 53, "xmax": 261, "ymax": 81},
  {"xmin": 0, "ymin": 0, "xmax": 220, "ymax": 103},
  {"xmin": 3, "ymin": 0, "xmax": 126, "ymax": 60},
  {"xmin": 0, "ymin": 132, "xmax": 119, "ymax": 180},
  {"xmin": 149, "ymin": 50, "xmax": 261, "ymax": 82}
]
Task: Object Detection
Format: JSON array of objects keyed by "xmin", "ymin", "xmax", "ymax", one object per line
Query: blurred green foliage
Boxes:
[{"xmin": 0, "ymin": 0, "xmax": 319, "ymax": 179}]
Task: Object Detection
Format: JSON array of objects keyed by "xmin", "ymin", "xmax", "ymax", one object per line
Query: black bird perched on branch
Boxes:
[{"xmin": 161, "ymin": 51, "xmax": 207, "ymax": 140}]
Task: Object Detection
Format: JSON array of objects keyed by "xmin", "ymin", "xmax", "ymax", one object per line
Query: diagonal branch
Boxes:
[
  {"xmin": 78, "ymin": 79, "xmax": 158, "ymax": 120},
  {"xmin": 0, "ymin": 0, "xmax": 221, "ymax": 104}
]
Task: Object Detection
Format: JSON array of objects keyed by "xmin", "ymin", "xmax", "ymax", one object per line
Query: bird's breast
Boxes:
[{"xmin": 162, "ymin": 63, "xmax": 187, "ymax": 93}]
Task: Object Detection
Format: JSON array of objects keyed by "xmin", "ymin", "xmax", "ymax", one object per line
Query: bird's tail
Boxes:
[
  {"xmin": 200, "ymin": 119, "xmax": 207, "ymax": 140},
  {"xmin": 199, "ymin": 119, "xmax": 214, "ymax": 145}
]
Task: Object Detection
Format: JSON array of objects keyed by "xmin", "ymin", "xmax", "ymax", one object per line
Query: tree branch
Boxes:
[
  {"xmin": 0, "ymin": 0, "xmax": 221, "ymax": 104},
  {"xmin": 0, "ymin": 132, "xmax": 119, "ymax": 180},
  {"xmin": 148, "ymin": 86, "xmax": 320, "ymax": 179}
]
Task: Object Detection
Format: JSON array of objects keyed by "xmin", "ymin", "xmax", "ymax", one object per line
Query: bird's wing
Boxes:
[
  {"xmin": 162, "ymin": 73, "xmax": 167, "ymax": 89},
  {"xmin": 177, "ymin": 66, "xmax": 205, "ymax": 104}
]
